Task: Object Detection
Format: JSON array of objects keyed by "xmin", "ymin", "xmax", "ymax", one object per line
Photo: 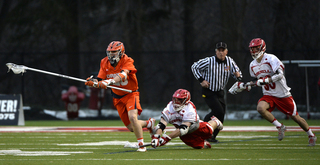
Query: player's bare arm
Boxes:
[
  {"xmin": 155, "ymin": 117, "xmax": 168, "ymax": 135},
  {"xmin": 169, "ymin": 121, "xmax": 192, "ymax": 138}
]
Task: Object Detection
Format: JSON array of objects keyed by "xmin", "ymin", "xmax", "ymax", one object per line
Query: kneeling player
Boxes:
[{"xmin": 150, "ymin": 89, "xmax": 223, "ymax": 149}]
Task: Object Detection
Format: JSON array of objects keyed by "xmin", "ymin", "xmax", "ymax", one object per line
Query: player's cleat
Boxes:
[
  {"xmin": 147, "ymin": 118, "xmax": 156, "ymax": 137},
  {"xmin": 308, "ymin": 136, "xmax": 317, "ymax": 146},
  {"xmin": 211, "ymin": 116, "xmax": 223, "ymax": 130},
  {"xmin": 124, "ymin": 142, "xmax": 139, "ymax": 149},
  {"xmin": 203, "ymin": 141, "xmax": 211, "ymax": 149},
  {"xmin": 206, "ymin": 138, "xmax": 219, "ymax": 143},
  {"xmin": 137, "ymin": 142, "xmax": 147, "ymax": 152},
  {"xmin": 277, "ymin": 124, "xmax": 286, "ymax": 141}
]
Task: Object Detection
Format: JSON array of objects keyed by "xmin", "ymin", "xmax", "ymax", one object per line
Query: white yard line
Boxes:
[{"xmin": 0, "ymin": 126, "xmax": 319, "ymax": 132}]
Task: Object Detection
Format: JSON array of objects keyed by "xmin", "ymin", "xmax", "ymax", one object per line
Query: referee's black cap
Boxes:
[{"xmin": 216, "ymin": 42, "xmax": 227, "ymax": 49}]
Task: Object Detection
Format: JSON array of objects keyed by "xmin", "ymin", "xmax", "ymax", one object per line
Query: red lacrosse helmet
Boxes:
[
  {"xmin": 249, "ymin": 38, "xmax": 266, "ymax": 59},
  {"xmin": 106, "ymin": 41, "xmax": 125, "ymax": 65},
  {"xmin": 172, "ymin": 89, "xmax": 191, "ymax": 111}
]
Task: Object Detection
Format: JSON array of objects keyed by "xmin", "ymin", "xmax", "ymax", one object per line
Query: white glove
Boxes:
[
  {"xmin": 245, "ymin": 82, "xmax": 252, "ymax": 91},
  {"xmin": 238, "ymin": 82, "xmax": 246, "ymax": 90},
  {"xmin": 256, "ymin": 77, "xmax": 270, "ymax": 87},
  {"xmin": 151, "ymin": 134, "xmax": 160, "ymax": 148},
  {"xmin": 229, "ymin": 82, "xmax": 252, "ymax": 95},
  {"xmin": 229, "ymin": 82, "xmax": 244, "ymax": 95}
]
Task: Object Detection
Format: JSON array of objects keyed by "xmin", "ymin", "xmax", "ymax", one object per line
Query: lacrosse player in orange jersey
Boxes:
[{"xmin": 85, "ymin": 41, "xmax": 155, "ymax": 152}]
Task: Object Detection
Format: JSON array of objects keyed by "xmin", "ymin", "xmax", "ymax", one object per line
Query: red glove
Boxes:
[{"xmin": 159, "ymin": 134, "xmax": 171, "ymax": 147}]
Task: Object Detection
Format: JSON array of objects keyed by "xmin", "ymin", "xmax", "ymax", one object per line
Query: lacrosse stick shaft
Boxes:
[
  {"xmin": 7, "ymin": 63, "xmax": 132, "ymax": 93},
  {"xmin": 140, "ymin": 143, "xmax": 152, "ymax": 147},
  {"xmin": 27, "ymin": 67, "xmax": 87, "ymax": 82},
  {"xmin": 245, "ymin": 81, "xmax": 257, "ymax": 87},
  {"xmin": 27, "ymin": 67, "xmax": 132, "ymax": 92}
]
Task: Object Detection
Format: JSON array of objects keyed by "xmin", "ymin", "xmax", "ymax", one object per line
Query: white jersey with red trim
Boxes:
[
  {"xmin": 161, "ymin": 101, "xmax": 200, "ymax": 133},
  {"xmin": 249, "ymin": 53, "xmax": 291, "ymax": 98}
]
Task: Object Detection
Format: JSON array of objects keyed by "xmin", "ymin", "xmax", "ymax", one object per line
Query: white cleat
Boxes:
[
  {"xmin": 147, "ymin": 118, "xmax": 156, "ymax": 137},
  {"xmin": 277, "ymin": 124, "xmax": 286, "ymax": 141},
  {"xmin": 137, "ymin": 142, "xmax": 147, "ymax": 152},
  {"xmin": 124, "ymin": 142, "xmax": 138, "ymax": 149},
  {"xmin": 203, "ymin": 141, "xmax": 211, "ymax": 149},
  {"xmin": 211, "ymin": 116, "xmax": 223, "ymax": 130},
  {"xmin": 308, "ymin": 136, "xmax": 317, "ymax": 146}
]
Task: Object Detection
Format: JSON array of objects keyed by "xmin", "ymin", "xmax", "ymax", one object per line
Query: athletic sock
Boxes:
[
  {"xmin": 271, "ymin": 119, "xmax": 282, "ymax": 127},
  {"xmin": 137, "ymin": 138, "xmax": 144, "ymax": 144},
  {"xmin": 306, "ymin": 128, "xmax": 315, "ymax": 137}
]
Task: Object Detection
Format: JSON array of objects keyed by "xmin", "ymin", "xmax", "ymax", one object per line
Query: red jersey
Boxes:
[{"xmin": 97, "ymin": 54, "xmax": 138, "ymax": 96}]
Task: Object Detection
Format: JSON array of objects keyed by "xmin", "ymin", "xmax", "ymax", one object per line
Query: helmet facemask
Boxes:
[
  {"xmin": 249, "ymin": 38, "xmax": 266, "ymax": 60},
  {"xmin": 106, "ymin": 49, "xmax": 122, "ymax": 65},
  {"xmin": 172, "ymin": 89, "xmax": 191, "ymax": 112},
  {"xmin": 250, "ymin": 45, "xmax": 264, "ymax": 59},
  {"xmin": 106, "ymin": 41, "xmax": 125, "ymax": 66},
  {"xmin": 172, "ymin": 97, "xmax": 187, "ymax": 112}
]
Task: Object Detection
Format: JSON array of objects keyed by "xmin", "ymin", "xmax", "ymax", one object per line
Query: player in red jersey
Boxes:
[
  {"xmin": 85, "ymin": 41, "xmax": 155, "ymax": 152},
  {"xmin": 150, "ymin": 89, "xmax": 223, "ymax": 149},
  {"xmin": 229, "ymin": 38, "xmax": 316, "ymax": 146}
]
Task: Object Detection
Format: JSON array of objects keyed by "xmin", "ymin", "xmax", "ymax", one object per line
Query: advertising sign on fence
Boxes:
[{"xmin": 0, "ymin": 94, "xmax": 25, "ymax": 125}]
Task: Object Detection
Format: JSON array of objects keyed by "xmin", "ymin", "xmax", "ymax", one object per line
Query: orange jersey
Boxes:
[{"xmin": 97, "ymin": 54, "xmax": 139, "ymax": 96}]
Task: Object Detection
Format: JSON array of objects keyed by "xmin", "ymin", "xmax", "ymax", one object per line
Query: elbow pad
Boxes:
[
  {"xmin": 179, "ymin": 124, "xmax": 189, "ymax": 136},
  {"xmin": 117, "ymin": 71, "xmax": 127, "ymax": 81},
  {"xmin": 271, "ymin": 69, "xmax": 284, "ymax": 82}
]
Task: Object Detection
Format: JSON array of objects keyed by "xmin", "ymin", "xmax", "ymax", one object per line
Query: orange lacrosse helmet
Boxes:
[{"xmin": 106, "ymin": 41, "xmax": 125, "ymax": 65}]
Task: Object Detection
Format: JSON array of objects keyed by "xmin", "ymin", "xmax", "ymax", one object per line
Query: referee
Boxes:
[{"xmin": 191, "ymin": 42, "xmax": 242, "ymax": 142}]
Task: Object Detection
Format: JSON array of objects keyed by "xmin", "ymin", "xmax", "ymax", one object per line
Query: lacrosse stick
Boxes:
[
  {"xmin": 245, "ymin": 81, "xmax": 257, "ymax": 87},
  {"xmin": 124, "ymin": 142, "xmax": 153, "ymax": 148},
  {"xmin": 140, "ymin": 143, "xmax": 153, "ymax": 147},
  {"xmin": 6, "ymin": 63, "xmax": 132, "ymax": 93}
]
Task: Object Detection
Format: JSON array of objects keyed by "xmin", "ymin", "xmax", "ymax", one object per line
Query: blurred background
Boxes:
[{"xmin": 0, "ymin": 0, "xmax": 319, "ymax": 120}]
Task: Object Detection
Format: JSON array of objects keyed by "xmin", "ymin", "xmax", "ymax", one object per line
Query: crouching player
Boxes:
[{"xmin": 150, "ymin": 89, "xmax": 223, "ymax": 149}]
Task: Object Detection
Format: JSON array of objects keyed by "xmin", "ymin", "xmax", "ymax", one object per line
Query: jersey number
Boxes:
[
  {"xmin": 67, "ymin": 103, "xmax": 78, "ymax": 112},
  {"xmin": 264, "ymin": 82, "xmax": 276, "ymax": 90},
  {"xmin": 262, "ymin": 75, "xmax": 276, "ymax": 90}
]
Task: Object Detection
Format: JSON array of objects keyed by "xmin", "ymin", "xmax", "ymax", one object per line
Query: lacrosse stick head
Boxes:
[{"xmin": 6, "ymin": 63, "xmax": 27, "ymax": 74}]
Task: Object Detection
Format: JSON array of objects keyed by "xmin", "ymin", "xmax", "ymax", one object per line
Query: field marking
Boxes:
[
  {"xmin": 0, "ymin": 158, "xmax": 318, "ymax": 161},
  {"xmin": 0, "ymin": 150, "xmax": 92, "ymax": 156},
  {"xmin": 0, "ymin": 126, "xmax": 319, "ymax": 133},
  {"xmin": 58, "ymin": 141, "xmax": 185, "ymax": 146}
]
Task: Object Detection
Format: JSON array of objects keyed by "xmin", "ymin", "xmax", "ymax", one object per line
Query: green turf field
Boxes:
[{"xmin": 0, "ymin": 120, "xmax": 319, "ymax": 165}]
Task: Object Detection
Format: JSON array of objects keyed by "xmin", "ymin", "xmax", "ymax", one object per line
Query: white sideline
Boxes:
[{"xmin": 0, "ymin": 126, "xmax": 319, "ymax": 132}]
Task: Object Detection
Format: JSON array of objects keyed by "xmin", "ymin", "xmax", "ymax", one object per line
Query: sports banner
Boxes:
[{"xmin": 0, "ymin": 94, "xmax": 25, "ymax": 125}]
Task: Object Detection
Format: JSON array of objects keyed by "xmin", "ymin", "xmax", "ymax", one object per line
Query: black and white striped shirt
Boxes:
[{"xmin": 191, "ymin": 56, "xmax": 242, "ymax": 91}]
